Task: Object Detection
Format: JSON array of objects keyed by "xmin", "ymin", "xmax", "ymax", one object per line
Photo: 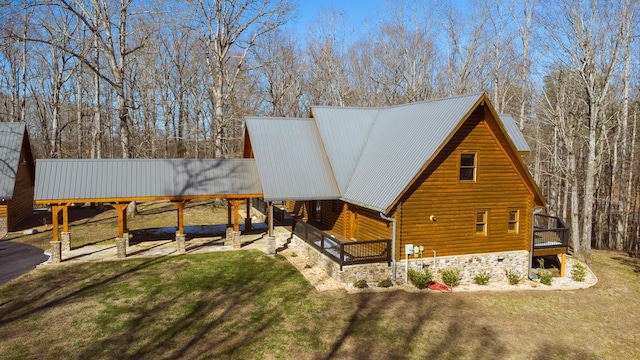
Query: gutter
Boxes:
[{"xmin": 379, "ymin": 212, "xmax": 397, "ymax": 282}]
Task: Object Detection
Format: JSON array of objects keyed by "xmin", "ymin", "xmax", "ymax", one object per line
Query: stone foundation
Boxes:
[
  {"xmin": 61, "ymin": 232, "xmax": 71, "ymax": 252},
  {"xmin": 289, "ymin": 234, "xmax": 529, "ymax": 285},
  {"xmin": 116, "ymin": 237, "xmax": 127, "ymax": 258},
  {"xmin": 50, "ymin": 241, "xmax": 61, "ymax": 264},
  {"xmin": 232, "ymin": 231, "xmax": 242, "ymax": 249},
  {"xmin": 176, "ymin": 233, "xmax": 186, "ymax": 254},
  {"xmin": 225, "ymin": 227, "xmax": 233, "ymax": 239},
  {"xmin": 266, "ymin": 236, "xmax": 276, "ymax": 255}
]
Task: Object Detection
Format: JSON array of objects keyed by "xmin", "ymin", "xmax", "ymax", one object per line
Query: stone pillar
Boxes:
[
  {"xmin": 232, "ymin": 231, "xmax": 242, "ymax": 249},
  {"xmin": 124, "ymin": 233, "xmax": 129, "ymax": 247},
  {"xmin": 61, "ymin": 232, "xmax": 71, "ymax": 252},
  {"xmin": 50, "ymin": 241, "xmax": 61, "ymax": 264},
  {"xmin": 226, "ymin": 227, "xmax": 234, "ymax": 240},
  {"xmin": 176, "ymin": 233, "xmax": 186, "ymax": 254},
  {"xmin": 116, "ymin": 237, "xmax": 127, "ymax": 259},
  {"xmin": 266, "ymin": 236, "xmax": 276, "ymax": 255}
]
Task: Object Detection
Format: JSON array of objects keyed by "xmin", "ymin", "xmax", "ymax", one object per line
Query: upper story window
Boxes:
[{"xmin": 460, "ymin": 153, "xmax": 477, "ymax": 181}]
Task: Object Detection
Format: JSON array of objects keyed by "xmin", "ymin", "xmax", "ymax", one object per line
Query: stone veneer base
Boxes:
[{"xmin": 289, "ymin": 235, "xmax": 529, "ymax": 285}]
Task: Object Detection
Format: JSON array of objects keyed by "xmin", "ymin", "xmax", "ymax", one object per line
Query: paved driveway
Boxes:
[{"xmin": 0, "ymin": 240, "xmax": 49, "ymax": 285}]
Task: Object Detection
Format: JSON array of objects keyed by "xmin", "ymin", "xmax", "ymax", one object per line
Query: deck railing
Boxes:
[
  {"xmin": 292, "ymin": 219, "xmax": 391, "ymax": 270},
  {"xmin": 533, "ymin": 214, "xmax": 569, "ymax": 249}
]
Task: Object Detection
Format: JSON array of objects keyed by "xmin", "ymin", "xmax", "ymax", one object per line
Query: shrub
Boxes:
[
  {"xmin": 353, "ymin": 279, "xmax": 369, "ymax": 289},
  {"xmin": 408, "ymin": 267, "xmax": 433, "ymax": 289},
  {"xmin": 571, "ymin": 262, "xmax": 587, "ymax": 282},
  {"xmin": 505, "ymin": 269, "xmax": 522, "ymax": 285},
  {"xmin": 440, "ymin": 267, "xmax": 461, "ymax": 287},
  {"xmin": 539, "ymin": 270, "xmax": 553, "ymax": 286},
  {"xmin": 377, "ymin": 278, "xmax": 393, "ymax": 288},
  {"xmin": 473, "ymin": 271, "xmax": 491, "ymax": 285}
]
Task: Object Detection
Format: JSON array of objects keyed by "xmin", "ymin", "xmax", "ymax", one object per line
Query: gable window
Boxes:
[
  {"xmin": 460, "ymin": 153, "xmax": 477, "ymax": 181},
  {"xmin": 475, "ymin": 211, "xmax": 487, "ymax": 235},
  {"xmin": 508, "ymin": 210, "xmax": 519, "ymax": 233}
]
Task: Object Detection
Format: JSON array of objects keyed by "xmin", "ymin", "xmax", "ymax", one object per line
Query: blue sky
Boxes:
[{"xmin": 288, "ymin": 0, "xmax": 388, "ymax": 36}]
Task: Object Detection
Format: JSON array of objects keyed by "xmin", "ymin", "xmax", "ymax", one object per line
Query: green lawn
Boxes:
[{"xmin": 1, "ymin": 249, "xmax": 640, "ymax": 359}]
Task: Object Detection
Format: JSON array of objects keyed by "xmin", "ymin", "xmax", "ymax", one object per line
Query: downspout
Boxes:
[
  {"xmin": 380, "ymin": 212, "xmax": 397, "ymax": 282},
  {"xmin": 529, "ymin": 208, "xmax": 543, "ymax": 279},
  {"xmin": 268, "ymin": 201, "xmax": 274, "ymax": 237}
]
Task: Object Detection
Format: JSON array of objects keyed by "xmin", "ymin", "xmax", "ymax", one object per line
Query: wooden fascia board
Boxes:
[
  {"xmin": 242, "ymin": 128, "xmax": 253, "ymax": 158},
  {"xmin": 384, "ymin": 94, "xmax": 486, "ymax": 214},
  {"xmin": 480, "ymin": 95, "xmax": 546, "ymax": 208},
  {"xmin": 34, "ymin": 193, "xmax": 264, "ymax": 205}
]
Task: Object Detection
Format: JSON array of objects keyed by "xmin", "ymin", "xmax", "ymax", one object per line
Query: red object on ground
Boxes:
[{"xmin": 428, "ymin": 281, "xmax": 452, "ymax": 292}]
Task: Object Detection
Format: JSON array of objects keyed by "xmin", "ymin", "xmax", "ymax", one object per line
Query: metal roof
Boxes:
[
  {"xmin": 0, "ymin": 122, "xmax": 28, "ymax": 199},
  {"xmin": 34, "ymin": 158, "xmax": 262, "ymax": 201},
  {"xmin": 499, "ymin": 114, "xmax": 531, "ymax": 152},
  {"xmin": 244, "ymin": 117, "xmax": 340, "ymax": 201},
  {"xmin": 340, "ymin": 93, "xmax": 483, "ymax": 212},
  {"xmin": 310, "ymin": 107, "xmax": 377, "ymax": 194}
]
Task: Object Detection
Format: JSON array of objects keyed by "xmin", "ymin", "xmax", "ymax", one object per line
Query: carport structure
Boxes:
[{"xmin": 34, "ymin": 158, "xmax": 263, "ymax": 263}]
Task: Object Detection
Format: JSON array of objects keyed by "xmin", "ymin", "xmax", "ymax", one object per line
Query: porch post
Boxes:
[
  {"xmin": 227, "ymin": 200, "xmax": 232, "ymax": 228},
  {"xmin": 268, "ymin": 201, "xmax": 273, "ymax": 237},
  {"xmin": 244, "ymin": 198, "xmax": 252, "ymax": 231},
  {"xmin": 560, "ymin": 252, "xmax": 567, "ymax": 277},
  {"xmin": 61, "ymin": 204, "xmax": 71, "ymax": 252}
]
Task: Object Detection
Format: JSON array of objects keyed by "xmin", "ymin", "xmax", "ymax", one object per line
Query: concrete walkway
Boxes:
[{"xmin": 49, "ymin": 226, "xmax": 293, "ymax": 264}]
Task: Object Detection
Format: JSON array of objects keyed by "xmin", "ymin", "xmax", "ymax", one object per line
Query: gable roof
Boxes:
[
  {"xmin": 245, "ymin": 93, "xmax": 544, "ymax": 212},
  {"xmin": 499, "ymin": 114, "xmax": 530, "ymax": 153},
  {"xmin": 0, "ymin": 122, "xmax": 32, "ymax": 200},
  {"xmin": 244, "ymin": 117, "xmax": 340, "ymax": 201},
  {"xmin": 35, "ymin": 158, "xmax": 262, "ymax": 202}
]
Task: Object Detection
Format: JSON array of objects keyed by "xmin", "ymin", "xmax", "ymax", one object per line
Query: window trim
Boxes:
[
  {"xmin": 508, "ymin": 209, "xmax": 519, "ymax": 234},
  {"xmin": 459, "ymin": 152, "xmax": 477, "ymax": 182},
  {"xmin": 475, "ymin": 210, "xmax": 488, "ymax": 236}
]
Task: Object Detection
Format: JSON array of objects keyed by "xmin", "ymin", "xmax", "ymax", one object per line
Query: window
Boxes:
[
  {"xmin": 508, "ymin": 210, "xmax": 519, "ymax": 233},
  {"xmin": 460, "ymin": 153, "xmax": 477, "ymax": 181},
  {"xmin": 475, "ymin": 211, "xmax": 487, "ymax": 235}
]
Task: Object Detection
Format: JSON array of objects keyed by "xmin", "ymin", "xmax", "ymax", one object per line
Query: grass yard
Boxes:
[{"xmin": 1, "ymin": 202, "xmax": 640, "ymax": 359}]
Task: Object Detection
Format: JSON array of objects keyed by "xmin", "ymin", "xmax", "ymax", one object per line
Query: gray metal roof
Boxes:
[
  {"xmin": 0, "ymin": 122, "xmax": 28, "ymax": 199},
  {"xmin": 338, "ymin": 93, "xmax": 483, "ymax": 212},
  {"xmin": 244, "ymin": 117, "xmax": 340, "ymax": 201},
  {"xmin": 34, "ymin": 158, "xmax": 262, "ymax": 201},
  {"xmin": 310, "ymin": 107, "xmax": 377, "ymax": 194},
  {"xmin": 499, "ymin": 114, "xmax": 531, "ymax": 152}
]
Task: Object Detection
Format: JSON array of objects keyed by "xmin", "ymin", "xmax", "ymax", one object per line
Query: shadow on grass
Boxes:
[{"xmin": 611, "ymin": 256, "xmax": 640, "ymax": 273}]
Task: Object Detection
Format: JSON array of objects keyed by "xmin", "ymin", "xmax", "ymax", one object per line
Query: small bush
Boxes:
[
  {"xmin": 571, "ymin": 262, "xmax": 587, "ymax": 282},
  {"xmin": 440, "ymin": 267, "xmax": 461, "ymax": 287},
  {"xmin": 377, "ymin": 278, "xmax": 393, "ymax": 288},
  {"xmin": 353, "ymin": 279, "xmax": 369, "ymax": 289},
  {"xmin": 505, "ymin": 269, "xmax": 522, "ymax": 285},
  {"xmin": 473, "ymin": 271, "xmax": 491, "ymax": 285},
  {"xmin": 408, "ymin": 267, "xmax": 433, "ymax": 289},
  {"xmin": 539, "ymin": 270, "xmax": 553, "ymax": 286}
]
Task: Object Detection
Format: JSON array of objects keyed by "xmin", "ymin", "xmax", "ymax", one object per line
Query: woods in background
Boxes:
[{"xmin": 1, "ymin": 0, "xmax": 639, "ymax": 258}]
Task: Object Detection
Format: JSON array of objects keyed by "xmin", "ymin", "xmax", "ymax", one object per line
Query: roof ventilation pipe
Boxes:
[{"xmin": 379, "ymin": 213, "xmax": 397, "ymax": 283}]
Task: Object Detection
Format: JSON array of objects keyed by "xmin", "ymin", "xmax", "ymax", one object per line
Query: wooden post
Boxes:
[
  {"xmin": 342, "ymin": 202, "xmax": 348, "ymax": 239},
  {"xmin": 51, "ymin": 205, "xmax": 63, "ymax": 242},
  {"xmin": 560, "ymin": 252, "xmax": 567, "ymax": 277},
  {"xmin": 171, "ymin": 200, "xmax": 190, "ymax": 235},
  {"xmin": 227, "ymin": 200, "xmax": 232, "ymax": 228},
  {"xmin": 229, "ymin": 199, "xmax": 241, "ymax": 232},
  {"xmin": 111, "ymin": 203, "xmax": 130, "ymax": 238},
  {"xmin": 62, "ymin": 205, "xmax": 69, "ymax": 232},
  {"xmin": 267, "ymin": 201, "xmax": 273, "ymax": 237}
]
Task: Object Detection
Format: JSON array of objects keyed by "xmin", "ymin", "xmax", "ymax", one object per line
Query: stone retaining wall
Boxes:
[{"xmin": 290, "ymin": 235, "xmax": 529, "ymax": 285}]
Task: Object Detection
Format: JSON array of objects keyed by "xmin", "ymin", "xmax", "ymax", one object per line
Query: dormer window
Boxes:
[{"xmin": 459, "ymin": 153, "xmax": 477, "ymax": 181}]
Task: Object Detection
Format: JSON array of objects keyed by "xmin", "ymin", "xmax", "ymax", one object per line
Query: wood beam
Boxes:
[
  {"xmin": 111, "ymin": 203, "xmax": 130, "ymax": 238},
  {"xmin": 227, "ymin": 200, "xmax": 232, "ymax": 228},
  {"xmin": 171, "ymin": 200, "xmax": 190, "ymax": 235},
  {"xmin": 35, "ymin": 194, "xmax": 264, "ymax": 206},
  {"xmin": 560, "ymin": 253, "xmax": 566, "ymax": 277}
]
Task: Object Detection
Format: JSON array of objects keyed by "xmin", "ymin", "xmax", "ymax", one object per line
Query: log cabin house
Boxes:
[
  {"xmin": 244, "ymin": 92, "xmax": 568, "ymax": 283},
  {"xmin": 0, "ymin": 122, "xmax": 35, "ymax": 235}
]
